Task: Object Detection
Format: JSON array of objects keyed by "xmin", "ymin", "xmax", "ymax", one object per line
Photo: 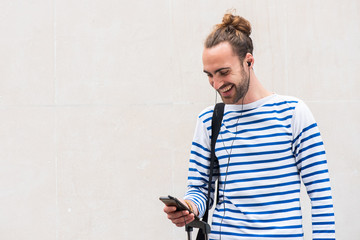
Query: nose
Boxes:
[{"xmin": 211, "ymin": 76, "xmax": 223, "ymax": 90}]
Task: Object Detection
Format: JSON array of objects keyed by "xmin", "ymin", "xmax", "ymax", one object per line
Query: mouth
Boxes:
[{"xmin": 219, "ymin": 84, "xmax": 233, "ymax": 94}]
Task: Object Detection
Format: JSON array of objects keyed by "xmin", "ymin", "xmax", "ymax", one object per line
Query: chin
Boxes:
[{"xmin": 221, "ymin": 97, "xmax": 235, "ymax": 105}]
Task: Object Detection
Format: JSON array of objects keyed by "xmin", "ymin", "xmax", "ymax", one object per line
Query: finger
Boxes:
[
  {"xmin": 171, "ymin": 213, "xmax": 195, "ymax": 226},
  {"xmin": 167, "ymin": 210, "xmax": 189, "ymax": 220},
  {"xmin": 170, "ymin": 213, "xmax": 191, "ymax": 224},
  {"xmin": 163, "ymin": 205, "xmax": 177, "ymax": 214},
  {"xmin": 174, "ymin": 214, "xmax": 195, "ymax": 227}
]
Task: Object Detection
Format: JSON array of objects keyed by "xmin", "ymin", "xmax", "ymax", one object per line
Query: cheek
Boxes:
[
  {"xmin": 230, "ymin": 74, "xmax": 242, "ymax": 84},
  {"xmin": 222, "ymin": 75, "xmax": 233, "ymax": 85}
]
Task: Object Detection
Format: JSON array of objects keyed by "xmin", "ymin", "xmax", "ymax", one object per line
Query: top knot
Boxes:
[
  {"xmin": 205, "ymin": 11, "xmax": 254, "ymax": 59},
  {"xmin": 219, "ymin": 13, "xmax": 252, "ymax": 37}
]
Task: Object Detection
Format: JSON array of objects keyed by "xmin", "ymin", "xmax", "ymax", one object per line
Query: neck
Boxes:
[{"xmin": 240, "ymin": 70, "xmax": 272, "ymax": 105}]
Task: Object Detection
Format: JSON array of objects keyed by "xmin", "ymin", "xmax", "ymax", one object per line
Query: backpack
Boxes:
[{"xmin": 196, "ymin": 103, "xmax": 225, "ymax": 240}]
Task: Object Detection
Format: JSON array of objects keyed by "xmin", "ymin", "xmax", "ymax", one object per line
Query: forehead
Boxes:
[{"xmin": 202, "ymin": 42, "xmax": 240, "ymax": 70}]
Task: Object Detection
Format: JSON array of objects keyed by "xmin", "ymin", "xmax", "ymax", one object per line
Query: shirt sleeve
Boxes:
[
  {"xmin": 184, "ymin": 109, "xmax": 218, "ymax": 218},
  {"xmin": 291, "ymin": 100, "xmax": 336, "ymax": 239}
]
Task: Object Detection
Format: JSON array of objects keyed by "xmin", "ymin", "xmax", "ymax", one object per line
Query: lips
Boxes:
[{"xmin": 219, "ymin": 85, "xmax": 233, "ymax": 96}]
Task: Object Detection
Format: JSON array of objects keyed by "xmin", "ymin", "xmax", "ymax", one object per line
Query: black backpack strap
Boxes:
[{"xmin": 196, "ymin": 103, "xmax": 225, "ymax": 240}]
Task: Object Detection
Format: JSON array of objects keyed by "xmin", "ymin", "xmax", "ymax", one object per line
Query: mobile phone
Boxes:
[{"xmin": 159, "ymin": 195, "xmax": 199, "ymax": 220}]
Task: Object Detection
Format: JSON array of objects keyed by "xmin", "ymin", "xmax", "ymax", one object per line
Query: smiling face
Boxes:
[{"xmin": 202, "ymin": 42, "xmax": 250, "ymax": 105}]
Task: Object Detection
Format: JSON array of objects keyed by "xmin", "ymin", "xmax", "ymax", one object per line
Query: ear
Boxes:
[{"xmin": 244, "ymin": 53, "xmax": 254, "ymax": 67}]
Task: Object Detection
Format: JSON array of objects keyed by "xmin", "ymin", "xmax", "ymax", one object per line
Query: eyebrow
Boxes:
[{"xmin": 203, "ymin": 67, "xmax": 230, "ymax": 75}]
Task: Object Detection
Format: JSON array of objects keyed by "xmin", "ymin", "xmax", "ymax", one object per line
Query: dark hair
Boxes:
[{"xmin": 205, "ymin": 13, "xmax": 253, "ymax": 62}]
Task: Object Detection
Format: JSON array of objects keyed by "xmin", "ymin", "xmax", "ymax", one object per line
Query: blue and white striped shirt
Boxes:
[{"xmin": 184, "ymin": 94, "xmax": 335, "ymax": 240}]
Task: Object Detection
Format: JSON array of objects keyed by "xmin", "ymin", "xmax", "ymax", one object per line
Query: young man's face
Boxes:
[{"xmin": 202, "ymin": 41, "xmax": 249, "ymax": 105}]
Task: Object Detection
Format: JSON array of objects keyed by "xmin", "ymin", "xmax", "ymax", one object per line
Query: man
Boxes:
[{"xmin": 164, "ymin": 13, "xmax": 335, "ymax": 240}]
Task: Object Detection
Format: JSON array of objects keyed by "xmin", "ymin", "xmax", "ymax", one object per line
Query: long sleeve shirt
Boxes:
[{"xmin": 184, "ymin": 94, "xmax": 335, "ymax": 240}]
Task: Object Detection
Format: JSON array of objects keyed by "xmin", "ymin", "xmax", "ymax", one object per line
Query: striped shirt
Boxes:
[{"xmin": 184, "ymin": 94, "xmax": 335, "ymax": 240}]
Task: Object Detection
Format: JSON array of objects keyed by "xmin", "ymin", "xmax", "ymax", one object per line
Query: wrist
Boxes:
[{"xmin": 184, "ymin": 199, "xmax": 199, "ymax": 216}]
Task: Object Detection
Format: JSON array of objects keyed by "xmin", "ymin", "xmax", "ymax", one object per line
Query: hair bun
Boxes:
[
  {"xmin": 205, "ymin": 12, "xmax": 254, "ymax": 57},
  {"xmin": 221, "ymin": 13, "xmax": 252, "ymax": 37}
]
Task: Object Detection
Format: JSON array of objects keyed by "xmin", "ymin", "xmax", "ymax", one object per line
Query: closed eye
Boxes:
[
  {"xmin": 203, "ymin": 68, "xmax": 230, "ymax": 78},
  {"xmin": 219, "ymin": 70, "xmax": 230, "ymax": 76}
]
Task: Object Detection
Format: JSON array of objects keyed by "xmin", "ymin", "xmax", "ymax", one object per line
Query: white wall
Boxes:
[{"xmin": 0, "ymin": 0, "xmax": 359, "ymax": 239}]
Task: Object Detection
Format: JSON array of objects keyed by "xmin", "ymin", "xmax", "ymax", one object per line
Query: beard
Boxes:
[{"xmin": 219, "ymin": 68, "xmax": 250, "ymax": 104}]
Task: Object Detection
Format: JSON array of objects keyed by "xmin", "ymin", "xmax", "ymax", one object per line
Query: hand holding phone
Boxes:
[{"xmin": 160, "ymin": 195, "xmax": 199, "ymax": 226}]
